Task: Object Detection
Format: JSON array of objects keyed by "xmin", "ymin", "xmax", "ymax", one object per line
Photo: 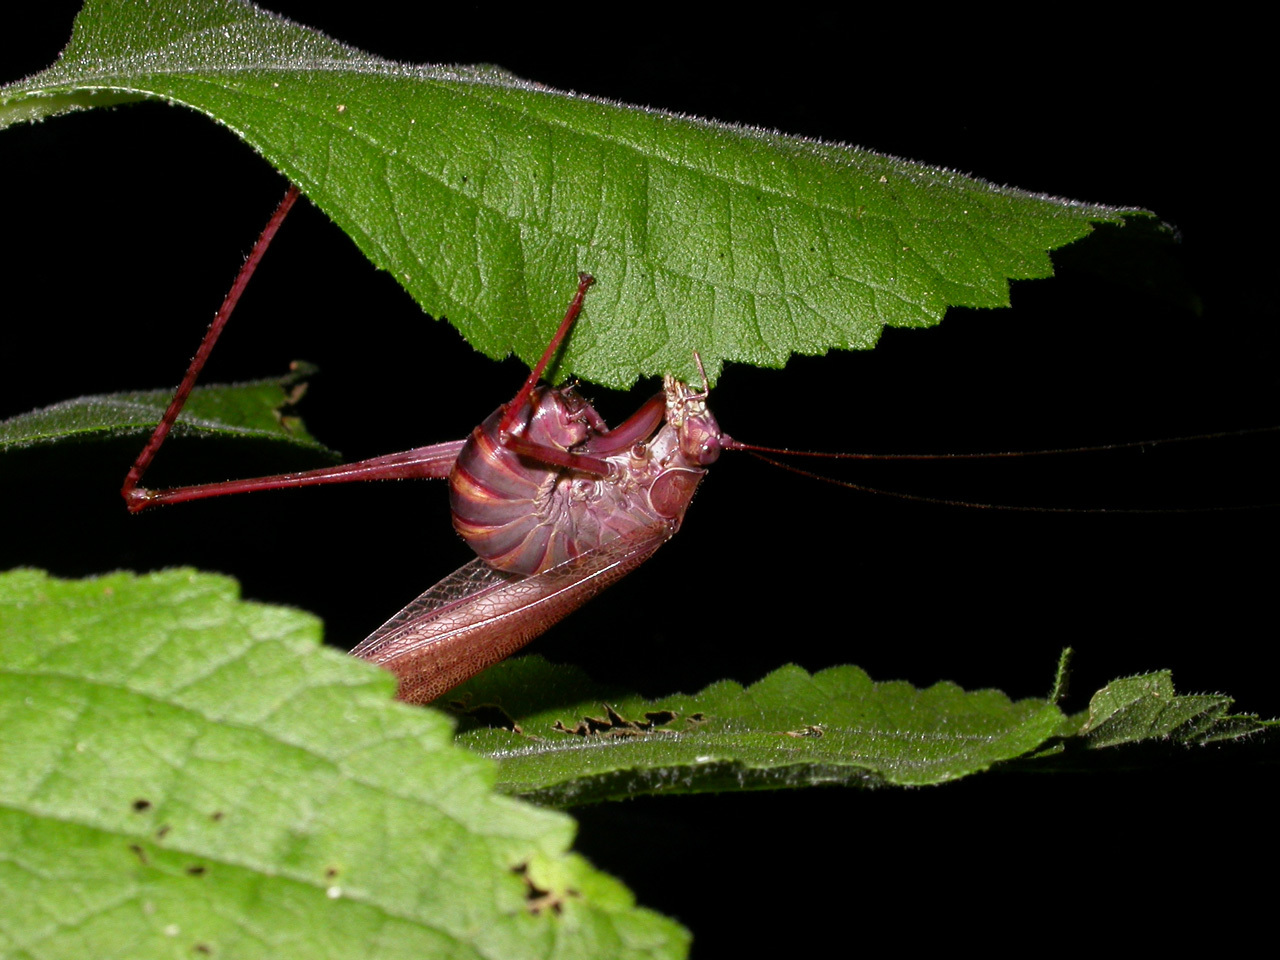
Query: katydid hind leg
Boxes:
[
  {"xmin": 498, "ymin": 273, "xmax": 595, "ymax": 437},
  {"xmin": 122, "ymin": 184, "xmax": 464, "ymax": 512},
  {"xmin": 123, "ymin": 185, "xmax": 302, "ymax": 510}
]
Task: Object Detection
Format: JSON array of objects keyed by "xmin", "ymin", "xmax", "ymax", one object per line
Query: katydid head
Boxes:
[{"xmin": 662, "ymin": 374, "xmax": 723, "ymax": 467}]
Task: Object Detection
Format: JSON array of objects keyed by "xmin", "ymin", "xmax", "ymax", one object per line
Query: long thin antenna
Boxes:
[
  {"xmin": 723, "ymin": 424, "xmax": 1280, "ymax": 461},
  {"xmin": 742, "ymin": 450, "xmax": 1276, "ymax": 513}
]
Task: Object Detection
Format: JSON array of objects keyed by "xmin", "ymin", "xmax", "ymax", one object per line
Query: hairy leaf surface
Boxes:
[{"xmin": 0, "ymin": 0, "xmax": 1149, "ymax": 387}]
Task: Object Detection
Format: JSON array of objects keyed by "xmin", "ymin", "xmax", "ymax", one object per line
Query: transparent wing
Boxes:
[
  {"xmin": 351, "ymin": 558, "xmax": 519, "ymax": 657},
  {"xmin": 350, "ymin": 522, "xmax": 674, "ymax": 703}
]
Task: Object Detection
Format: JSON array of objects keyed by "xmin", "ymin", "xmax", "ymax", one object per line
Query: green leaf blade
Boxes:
[
  {"xmin": 446, "ymin": 658, "xmax": 1067, "ymax": 803},
  {"xmin": 0, "ymin": 569, "xmax": 689, "ymax": 959},
  {"xmin": 445, "ymin": 657, "xmax": 1273, "ymax": 802},
  {"xmin": 2, "ymin": 0, "xmax": 1150, "ymax": 388},
  {"xmin": 1077, "ymin": 670, "xmax": 1270, "ymax": 748},
  {"xmin": 0, "ymin": 374, "xmax": 328, "ymax": 452}
]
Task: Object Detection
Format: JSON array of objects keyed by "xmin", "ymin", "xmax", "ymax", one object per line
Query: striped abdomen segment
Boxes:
[
  {"xmin": 449, "ymin": 385, "xmax": 642, "ymax": 575},
  {"xmin": 449, "ymin": 402, "xmax": 573, "ymax": 575},
  {"xmin": 449, "ymin": 378, "xmax": 720, "ymax": 578}
]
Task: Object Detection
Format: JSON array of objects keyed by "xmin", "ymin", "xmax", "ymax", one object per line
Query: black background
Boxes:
[{"xmin": 3, "ymin": 4, "xmax": 1275, "ymax": 952}]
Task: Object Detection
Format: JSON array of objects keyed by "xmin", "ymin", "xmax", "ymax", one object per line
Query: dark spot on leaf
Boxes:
[
  {"xmin": 528, "ymin": 894, "xmax": 563, "ymax": 917},
  {"xmin": 445, "ymin": 697, "xmax": 527, "ymax": 735},
  {"xmin": 129, "ymin": 844, "xmax": 148, "ymax": 866},
  {"xmin": 783, "ymin": 725, "xmax": 825, "ymax": 738},
  {"xmin": 512, "ymin": 861, "xmax": 572, "ymax": 916},
  {"xmin": 604, "ymin": 727, "xmax": 648, "ymax": 739},
  {"xmin": 554, "ymin": 704, "xmax": 681, "ymax": 738},
  {"xmin": 325, "ymin": 866, "xmax": 340, "ymax": 880},
  {"xmin": 210, "ymin": 811, "xmax": 224, "ymax": 822},
  {"xmin": 132, "ymin": 798, "xmax": 152, "ymax": 812},
  {"xmin": 193, "ymin": 944, "xmax": 212, "ymax": 955},
  {"xmin": 464, "ymin": 703, "xmax": 520, "ymax": 731},
  {"xmin": 604, "ymin": 704, "xmax": 632, "ymax": 728},
  {"xmin": 156, "ymin": 824, "xmax": 171, "ymax": 840},
  {"xmin": 186, "ymin": 865, "xmax": 207, "ymax": 876}
]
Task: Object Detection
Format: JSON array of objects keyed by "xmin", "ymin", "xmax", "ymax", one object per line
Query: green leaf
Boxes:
[
  {"xmin": 1074, "ymin": 670, "xmax": 1270, "ymax": 747},
  {"xmin": 443, "ymin": 657, "xmax": 1067, "ymax": 803},
  {"xmin": 0, "ymin": 371, "xmax": 328, "ymax": 452},
  {"xmin": 441, "ymin": 657, "xmax": 1274, "ymax": 803},
  {"xmin": 0, "ymin": 569, "xmax": 689, "ymax": 959},
  {"xmin": 0, "ymin": 0, "xmax": 1149, "ymax": 388}
]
